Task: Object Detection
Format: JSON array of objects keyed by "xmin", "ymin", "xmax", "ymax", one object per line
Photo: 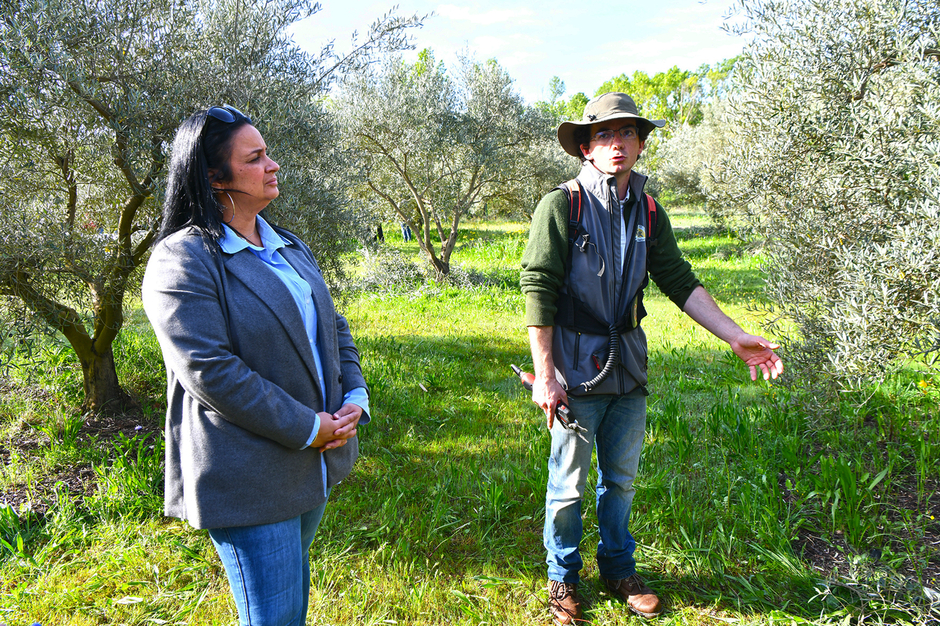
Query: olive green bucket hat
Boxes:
[{"xmin": 557, "ymin": 92, "xmax": 665, "ymax": 157}]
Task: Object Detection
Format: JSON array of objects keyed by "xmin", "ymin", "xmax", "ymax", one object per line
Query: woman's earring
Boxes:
[
  {"xmin": 212, "ymin": 187, "xmax": 236, "ymax": 220},
  {"xmin": 223, "ymin": 192, "xmax": 236, "ymax": 223}
]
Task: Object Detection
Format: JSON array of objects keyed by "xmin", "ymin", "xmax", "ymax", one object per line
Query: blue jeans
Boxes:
[
  {"xmin": 208, "ymin": 495, "xmax": 330, "ymax": 626},
  {"xmin": 544, "ymin": 394, "xmax": 646, "ymax": 583}
]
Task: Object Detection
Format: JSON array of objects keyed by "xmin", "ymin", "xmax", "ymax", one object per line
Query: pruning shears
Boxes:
[{"xmin": 510, "ymin": 364, "xmax": 589, "ymax": 443}]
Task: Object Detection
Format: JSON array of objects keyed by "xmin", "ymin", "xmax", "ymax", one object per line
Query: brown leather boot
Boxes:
[
  {"xmin": 602, "ymin": 574, "xmax": 662, "ymax": 617},
  {"xmin": 548, "ymin": 580, "xmax": 582, "ymax": 625}
]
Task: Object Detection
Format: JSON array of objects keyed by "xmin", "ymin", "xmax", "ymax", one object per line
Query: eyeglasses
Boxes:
[
  {"xmin": 207, "ymin": 105, "xmax": 252, "ymax": 124},
  {"xmin": 591, "ymin": 126, "xmax": 638, "ymax": 144}
]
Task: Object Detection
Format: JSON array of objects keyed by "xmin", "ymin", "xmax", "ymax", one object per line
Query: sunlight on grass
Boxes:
[{"xmin": 1, "ymin": 208, "xmax": 937, "ymax": 625}]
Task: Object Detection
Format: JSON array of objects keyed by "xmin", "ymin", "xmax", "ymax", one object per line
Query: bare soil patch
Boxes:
[{"xmin": 1, "ymin": 380, "xmax": 162, "ymax": 519}]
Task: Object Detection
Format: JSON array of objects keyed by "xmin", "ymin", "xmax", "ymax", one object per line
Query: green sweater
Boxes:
[{"xmin": 521, "ymin": 189, "xmax": 702, "ymax": 327}]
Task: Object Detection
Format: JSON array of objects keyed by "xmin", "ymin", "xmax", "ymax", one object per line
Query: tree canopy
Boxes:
[
  {"xmin": 338, "ymin": 50, "xmax": 568, "ymax": 278},
  {"xmin": 536, "ymin": 60, "xmax": 737, "ymax": 129},
  {"xmin": 597, "ymin": 66, "xmax": 704, "ymax": 127},
  {"xmin": 0, "ymin": 0, "xmax": 421, "ymax": 413},
  {"xmin": 707, "ymin": 0, "xmax": 940, "ymax": 390}
]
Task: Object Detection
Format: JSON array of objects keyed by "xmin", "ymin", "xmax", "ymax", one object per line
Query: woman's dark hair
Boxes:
[{"xmin": 156, "ymin": 108, "xmax": 252, "ymax": 243}]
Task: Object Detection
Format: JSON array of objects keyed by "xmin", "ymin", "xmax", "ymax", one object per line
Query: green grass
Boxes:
[{"xmin": 1, "ymin": 209, "xmax": 938, "ymax": 625}]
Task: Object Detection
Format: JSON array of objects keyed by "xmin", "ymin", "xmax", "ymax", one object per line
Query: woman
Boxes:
[{"xmin": 142, "ymin": 106, "xmax": 369, "ymax": 626}]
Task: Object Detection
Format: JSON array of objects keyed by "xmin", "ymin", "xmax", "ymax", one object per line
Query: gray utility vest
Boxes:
[{"xmin": 553, "ymin": 165, "xmax": 653, "ymax": 397}]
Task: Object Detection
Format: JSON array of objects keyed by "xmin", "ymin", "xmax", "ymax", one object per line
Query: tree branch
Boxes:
[
  {"xmin": 0, "ymin": 268, "xmax": 92, "ymax": 356},
  {"xmin": 53, "ymin": 149, "xmax": 78, "ymax": 229},
  {"xmin": 111, "ymin": 132, "xmax": 148, "ymax": 197},
  {"xmin": 852, "ymin": 47, "xmax": 940, "ymax": 102},
  {"xmin": 65, "ymin": 80, "xmax": 112, "ymax": 121},
  {"xmin": 65, "ymin": 78, "xmax": 149, "ymax": 197},
  {"xmin": 314, "ymin": 11, "xmax": 427, "ymax": 89}
]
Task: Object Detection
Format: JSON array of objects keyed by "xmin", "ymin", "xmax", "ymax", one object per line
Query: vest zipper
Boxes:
[
  {"xmin": 610, "ymin": 181, "xmax": 622, "ymax": 395},
  {"xmin": 573, "ymin": 332, "xmax": 581, "ymax": 371}
]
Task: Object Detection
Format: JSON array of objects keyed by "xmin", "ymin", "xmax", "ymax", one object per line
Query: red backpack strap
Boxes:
[
  {"xmin": 562, "ymin": 180, "xmax": 584, "ymax": 251},
  {"xmin": 565, "ymin": 180, "xmax": 582, "ymax": 228},
  {"xmin": 645, "ymin": 193, "xmax": 658, "ymax": 248}
]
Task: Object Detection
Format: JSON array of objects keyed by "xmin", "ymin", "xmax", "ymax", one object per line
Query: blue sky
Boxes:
[{"xmin": 289, "ymin": 1, "xmax": 747, "ymax": 104}]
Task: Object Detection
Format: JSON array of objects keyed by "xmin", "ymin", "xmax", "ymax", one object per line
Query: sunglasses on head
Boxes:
[{"xmin": 207, "ymin": 104, "xmax": 252, "ymax": 124}]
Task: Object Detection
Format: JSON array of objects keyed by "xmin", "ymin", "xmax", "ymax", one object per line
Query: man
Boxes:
[{"xmin": 520, "ymin": 92, "xmax": 783, "ymax": 624}]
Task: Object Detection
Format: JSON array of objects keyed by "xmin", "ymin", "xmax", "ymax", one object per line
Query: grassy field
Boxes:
[{"xmin": 1, "ymin": 208, "xmax": 938, "ymax": 625}]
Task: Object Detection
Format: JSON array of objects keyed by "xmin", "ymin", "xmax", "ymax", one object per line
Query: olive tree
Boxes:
[
  {"xmin": 656, "ymin": 99, "xmax": 734, "ymax": 210},
  {"xmin": 337, "ymin": 50, "xmax": 565, "ymax": 279},
  {"xmin": 0, "ymin": 0, "xmax": 421, "ymax": 413},
  {"xmin": 708, "ymin": 0, "xmax": 940, "ymax": 390}
]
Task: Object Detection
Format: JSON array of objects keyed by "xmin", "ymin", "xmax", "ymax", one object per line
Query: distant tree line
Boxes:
[
  {"xmin": 533, "ymin": 60, "xmax": 736, "ymax": 203},
  {"xmin": 538, "ymin": 59, "xmax": 735, "ymax": 129}
]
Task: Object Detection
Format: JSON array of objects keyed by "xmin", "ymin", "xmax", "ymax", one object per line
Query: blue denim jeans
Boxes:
[
  {"xmin": 544, "ymin": 394, "xmax": 646, "ymax": 583},
  {"xmin": 208, "ymin": 494, "xmax": 330, "ymax": 626}
]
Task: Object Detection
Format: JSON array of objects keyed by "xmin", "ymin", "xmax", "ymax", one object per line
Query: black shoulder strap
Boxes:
[{"xmin": 645, "ymin": 192, "xmax": 658, "ymax": 250}]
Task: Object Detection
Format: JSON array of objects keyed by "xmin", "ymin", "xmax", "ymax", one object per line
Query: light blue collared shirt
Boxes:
[
  {"xmin": 619, "ymin": 186, "xmax": 631, "ymax": 274},
  {"xmin": 219, "ymin": 217, "xmax": 368, "ymax": 492}
]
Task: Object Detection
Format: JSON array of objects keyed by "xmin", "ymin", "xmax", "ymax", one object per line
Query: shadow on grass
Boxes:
[
  {"xmin": 5, "ymin": 322, "xmax": 936, "ymax": 623},
  {"xmin": 335, "ymin": 335, "xmax": 770, "ymax": 584},
  {"xmin": 333, "ymin": 331, "xmax": 938, "ymax": 623}
]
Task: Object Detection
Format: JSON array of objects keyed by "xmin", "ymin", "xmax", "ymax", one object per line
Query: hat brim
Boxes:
[{"xmin": 557, "ymin": 114, "xmax": 666, "ymax": 158}]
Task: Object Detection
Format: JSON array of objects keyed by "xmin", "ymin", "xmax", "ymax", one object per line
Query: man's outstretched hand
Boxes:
[{"xmin": 730, "ymin": 334, "xmax": 783, "ymax": 381}]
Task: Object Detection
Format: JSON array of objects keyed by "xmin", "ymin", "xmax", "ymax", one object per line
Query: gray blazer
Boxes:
[{"xmin": 142, "ymin": 226, "xmax": 368, "ymax": 529}]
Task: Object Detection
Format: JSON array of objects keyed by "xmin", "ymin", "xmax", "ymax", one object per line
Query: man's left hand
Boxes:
[{"xmin": 730, "ymin": 334, "xmax": 783, "ymax": 381}]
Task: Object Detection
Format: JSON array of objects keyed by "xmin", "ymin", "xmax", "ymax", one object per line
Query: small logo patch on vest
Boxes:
[{"xmin": 636, "ymin": 225, "xmax": 647, "ymax": 243}]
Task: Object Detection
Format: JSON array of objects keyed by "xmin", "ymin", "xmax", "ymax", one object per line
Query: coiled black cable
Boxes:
[{"xmin": 579, "ymin": 324, "xmax": 620, "ymax": 393}]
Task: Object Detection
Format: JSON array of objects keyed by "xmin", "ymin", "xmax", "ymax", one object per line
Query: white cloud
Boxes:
[
  {"xmin": 470, "ymin": 33, "xmax": 542, "ymax": 62},
  {"xmin": 435, "ymin": 4, "xmax": 537, "ymax": 26}
]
